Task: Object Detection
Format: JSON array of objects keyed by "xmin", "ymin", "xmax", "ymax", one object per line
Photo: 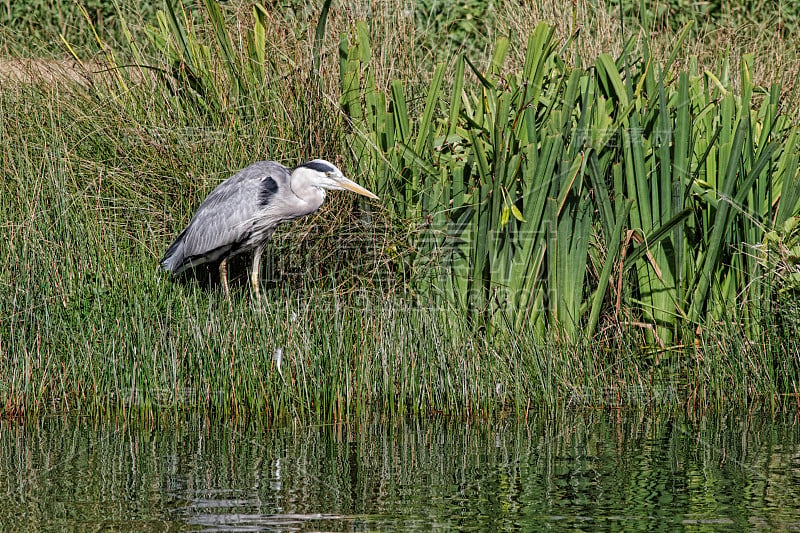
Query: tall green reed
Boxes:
[
  {"xmin": 340, "ymin": 21, "xmax": 800, "ymax": 345},
  {"xmin": 4, "ymin": 4, "xmax": 799, "ymax": 419}
]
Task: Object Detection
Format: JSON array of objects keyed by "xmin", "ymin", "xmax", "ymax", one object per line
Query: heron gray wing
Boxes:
[{"xmin": 162, "ymin": 161, "xmax": 291, "ymax": 272}]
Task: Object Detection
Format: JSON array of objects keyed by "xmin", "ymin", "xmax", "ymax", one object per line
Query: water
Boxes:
[{"xmin": 1, "ymin": 411, "xmax": 799, "ymax": 531}]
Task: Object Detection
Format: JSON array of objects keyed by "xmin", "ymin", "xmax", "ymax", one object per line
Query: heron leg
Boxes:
[
  {"xmin": 219, "ymin": 257, "xmax": 230, "ymax": 300},
  {"xmin": 251, "ymin": 243, "xmax": 266, "ymax": 300}
]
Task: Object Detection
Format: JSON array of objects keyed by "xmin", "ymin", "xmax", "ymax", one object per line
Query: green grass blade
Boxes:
[
  {"xmin": 312, "ymin": 0, "xmax": 333, "ymax": 77},
  {"xmin": 689, "ymin": 115, "xmax": 750, "ymax": 322}
]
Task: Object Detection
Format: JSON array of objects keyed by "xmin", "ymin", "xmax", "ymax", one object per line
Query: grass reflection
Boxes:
[{"xmin": 0, "ymin": 411, "xmax": 798, "ymax": 530}]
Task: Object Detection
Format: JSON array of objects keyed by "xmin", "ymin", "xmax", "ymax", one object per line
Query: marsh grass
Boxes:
[{"xmin": 2, "ymin": 1, "xmax": 800, "ymax": 420}]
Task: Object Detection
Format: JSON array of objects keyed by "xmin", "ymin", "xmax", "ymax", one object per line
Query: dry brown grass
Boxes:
[
  {"xmin": 500, "ymin": 1, "xmax": 800, "ymax": 107},
  {"xmin": 0, "ymin": 58, "xmax": 92, "ymax": 85},
  {"xmin": 3, "ymin": 1, "xmax": 798, "ymax": 111}
]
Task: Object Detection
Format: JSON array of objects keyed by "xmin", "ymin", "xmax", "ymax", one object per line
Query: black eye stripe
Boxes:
[{"xmin": 298, "ymin": 161, "xmax": 335, "ymax": 174}]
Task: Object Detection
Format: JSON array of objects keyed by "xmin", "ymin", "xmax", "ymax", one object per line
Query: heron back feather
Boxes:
[{"xmin": 160, "ymin": 161, "xmax": 291, "ymax": 273}]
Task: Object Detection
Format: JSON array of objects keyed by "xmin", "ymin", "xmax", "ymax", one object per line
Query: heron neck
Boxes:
[{"xmin": 289, "ymin": 171, "xmax": 326, "ymax": 216}]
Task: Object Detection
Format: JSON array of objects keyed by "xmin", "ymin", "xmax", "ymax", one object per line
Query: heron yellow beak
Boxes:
[{"xmin": 337, "ymin": 177, "xmax": 379, "ymax": 200}]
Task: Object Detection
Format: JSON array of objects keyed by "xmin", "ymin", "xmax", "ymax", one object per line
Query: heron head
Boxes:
[{"xmin": 294, "ymin": 159, "xmax": 379, "ymax": 200}]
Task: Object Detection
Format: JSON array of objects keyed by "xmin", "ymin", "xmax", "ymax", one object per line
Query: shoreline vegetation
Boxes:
[{"xmin": 1, "ymin": 0, "xmax": 799, "ymax": 421}]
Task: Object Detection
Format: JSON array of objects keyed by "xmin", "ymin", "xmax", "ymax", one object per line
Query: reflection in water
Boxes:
[{"xmin": 0, "ymin": 411, "xmax": 799, "ymax": 531}]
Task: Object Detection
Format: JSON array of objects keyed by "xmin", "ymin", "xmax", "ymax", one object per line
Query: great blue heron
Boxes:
[{"xmin": 161, "ymin": 159, "xmax": 378, "ymax": 298}]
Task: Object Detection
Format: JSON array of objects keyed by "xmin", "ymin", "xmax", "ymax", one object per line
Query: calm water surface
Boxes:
[{"xmin": 1, "ymin": 411, "xmax": 799, "ymax": 531}]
